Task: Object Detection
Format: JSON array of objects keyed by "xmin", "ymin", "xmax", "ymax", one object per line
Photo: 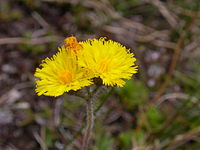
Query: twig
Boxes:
[
  {"xmin": 7, "ymin": 144, "xmax": 19, "ymax": 150},
  {"xmin": 104, "ymin": 25, "xmax": 176, "ymax": 49},
  {"xmin": 32, "ymin": 12, "xmax": 49, "ymax": 28},
  {"xmin": 181, "ymin": 39, "xmax": 200, "ymax": 59},
  {"xmin": 33, "ymin": 130, "xmax": 48, "ymax": 150},
  {"xmin": 32, "ymin": 29, "xmax": 48, "ymax": 38},
  {"xmin": 165, "ymin": 127, "xmax": 200, "ymax": 150},
  {"xmin": 42, "ymin": 0, "xmax": 66, "ymax": 2},
  {"xmin": 169, "ymin": 4, "xmax": 200, "ymax": 18},
  {"xmin": 81, "ymin": 0, "xmax": 120, "ymax": 19},
  {"xmin": 150, "ymin": 0, "xmax": 178, "ymax": 27},
  {"xmin": 152, "ymin": 40, "xmax": 176, "ymax": 49},
  {"xmin": 151, "ymin": 17, "xmax": 197, "ymax": 103},
  {"xmin": 0, "ymin": 36, "xmax": 62, "ymax": 45},
  {"xmin": 156, "ymin": 92, "xmax": 199, "ymax": 106},
  {"xmin": 121, "ymin": 18, "xmax": 155, "ymax": 32},
  {"xmin": 132, "ymin": 146, "xmax": 153, "ymax": 150}
]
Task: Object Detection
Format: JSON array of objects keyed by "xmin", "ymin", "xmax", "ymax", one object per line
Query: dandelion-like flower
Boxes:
[
  {"xmin": 77, "ymin": 38, "xmax": 138, "ymax": 87},
  {"xmin": 34, "ymin": 46, "xmax": 93, "ymax": 97}
]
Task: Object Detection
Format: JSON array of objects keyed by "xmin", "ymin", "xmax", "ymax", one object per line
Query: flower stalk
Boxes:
[{"xmin": 82, "ymin": 96, "xmax": 94, "ymax": 150}]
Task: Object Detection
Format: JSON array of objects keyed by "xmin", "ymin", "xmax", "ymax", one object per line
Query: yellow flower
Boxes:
[
  {"xmin": 77, "ymin": 38, "xmax": 138, "ymax": 87},
  {"xmin": 34, "ymin": 46, "xmax": 93, "ymax": 97}
]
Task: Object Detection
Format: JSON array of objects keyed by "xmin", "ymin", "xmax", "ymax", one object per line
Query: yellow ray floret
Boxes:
[
  {"xmin": 77, "ymin": 38, "xmax": 138, "ymax": 87},
  {"xmin": 34, "ymin": 46, "xmax": 93, "ymax": 97}
]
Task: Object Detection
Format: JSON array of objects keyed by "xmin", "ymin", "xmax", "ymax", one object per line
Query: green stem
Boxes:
[{"xmin": 81, "ymin": 97, "xmax": 94, "ymax": 150}]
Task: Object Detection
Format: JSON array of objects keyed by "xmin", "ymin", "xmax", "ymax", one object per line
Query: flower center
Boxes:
[
  {"xmin": 64, "ymin": 36, "xmax": 82, "ymax": 52},
  {"xmin": 58, "ymin": 71, "xmax": 73, "ymax": 84},
  {"xmin": 99, "ymin": 60, "xmax": 109, "ymax": 72}
]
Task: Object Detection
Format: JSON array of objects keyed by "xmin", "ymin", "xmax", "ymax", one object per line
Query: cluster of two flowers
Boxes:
[{"xmin": 34, "ymin": 36, "xmax": 138, "ymax": 97}]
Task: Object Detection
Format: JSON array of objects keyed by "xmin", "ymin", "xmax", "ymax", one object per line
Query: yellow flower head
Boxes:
[
  {"xmin": 34, "ymin": 46, "xmax": 93, "ymax": 97},
  {"xmin": 77, "ymin": 38, "xmax": 138, "ymax": 87}
]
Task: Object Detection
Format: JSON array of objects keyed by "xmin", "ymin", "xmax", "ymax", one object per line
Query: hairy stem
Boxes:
[{"xmin": 81, "ymin": 97, "xmax": 94, "ymax": 150}]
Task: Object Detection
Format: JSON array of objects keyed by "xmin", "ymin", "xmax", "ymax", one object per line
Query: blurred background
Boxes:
[{"xmin": 0, "ymin": 0, "xmax": 200, "ymax": 150}]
